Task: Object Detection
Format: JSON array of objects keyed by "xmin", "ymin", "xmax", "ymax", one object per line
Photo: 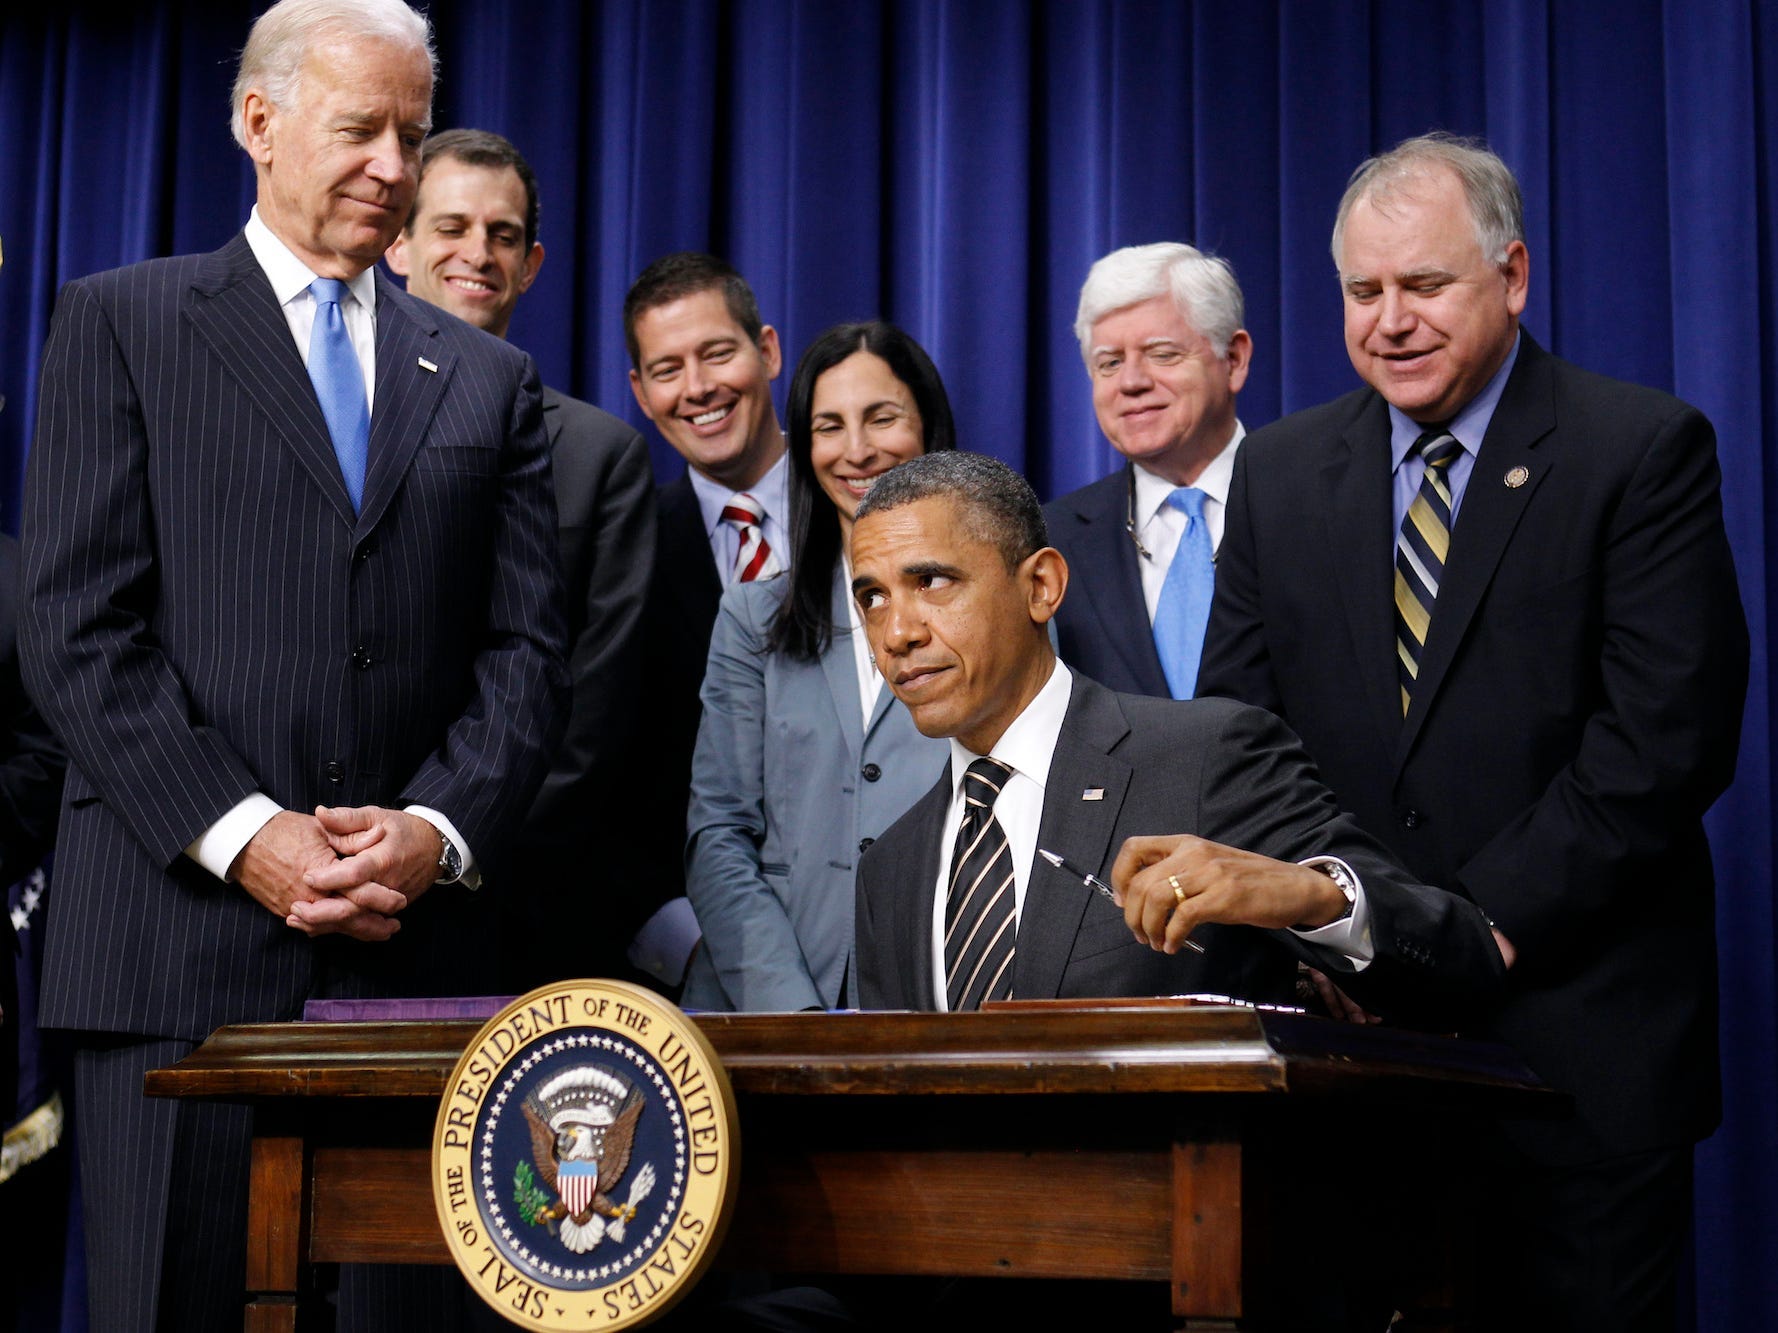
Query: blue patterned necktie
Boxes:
[
  {"xmin": 1151, "ymin": 486, "xmax": 1214, "ymax": 699},
  {"xmin": 307, "ymin": 278, "xmax": 370, "ymax": 512}
]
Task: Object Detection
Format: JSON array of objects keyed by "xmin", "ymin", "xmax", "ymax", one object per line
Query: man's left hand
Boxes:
[
  {"xmin": 1111, "ymin": 833, "xmax": 1348, "ymax": 955},
  {"xmin": 303, "ymin": 805, "xmax": 444, "ymax": 906}
]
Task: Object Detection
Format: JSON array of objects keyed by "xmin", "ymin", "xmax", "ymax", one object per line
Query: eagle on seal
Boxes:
[{"xmin": 522, "ymin": 1066, "xmax": 658, "ymax": 1253}]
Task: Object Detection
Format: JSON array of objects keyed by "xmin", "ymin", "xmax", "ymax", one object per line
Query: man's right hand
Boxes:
[{"xmin": 230, "ymin": 810, "xmax": 406, "ymax": 942}]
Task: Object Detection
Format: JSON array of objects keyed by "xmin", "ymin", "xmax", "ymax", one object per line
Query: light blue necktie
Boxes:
[
  {"xmin": 1151, "ymin": 486, "xmax": 1214, "ymax": 699},
  {"xmin": 307, "ymin": 278, "xmax": 370, "ymax": 512}
]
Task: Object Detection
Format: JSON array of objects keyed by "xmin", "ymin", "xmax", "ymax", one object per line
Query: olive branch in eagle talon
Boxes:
[{"xmin": 518, "ymin": 1066, "xmax": 657, "ymax": 1253}]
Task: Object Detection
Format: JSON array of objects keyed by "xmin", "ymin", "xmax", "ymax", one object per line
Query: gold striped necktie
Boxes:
[
  {"xmin": 944, "ymin": 757, "xmax": 1017, "ymax": 1011},
  {"xmin": 1394, "ymin": 427, "xmax": 1464, "ymax": 714}
]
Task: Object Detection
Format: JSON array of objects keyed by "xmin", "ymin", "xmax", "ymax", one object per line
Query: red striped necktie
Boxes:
[{"xmin": 720, "ymin": 492, "xmax": 782, "ymax": 583}]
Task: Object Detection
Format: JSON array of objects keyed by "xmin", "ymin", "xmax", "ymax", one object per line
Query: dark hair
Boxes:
[
  {"xmin": 622, "ymin": 252, "xmax": 764, "ymax": 371},
  {"xmin": 854, "ymin": 452, "xmax": 1047, "ymax": 571},
  {"xmin": 411, "ymin": 128, "xmax": 540, "ymax": 250},
  {"xmin": 767, "ymin": 322, "xmax": 958, "ymax": 662}
]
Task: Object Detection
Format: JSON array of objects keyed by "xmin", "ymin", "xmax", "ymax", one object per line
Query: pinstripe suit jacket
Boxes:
[{"xmin": 19, "ymin": 233, "xmax": 567, "ymax": 1040}]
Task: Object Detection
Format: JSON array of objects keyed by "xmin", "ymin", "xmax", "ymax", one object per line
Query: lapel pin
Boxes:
[
  {"xmin": 1081, "ymin": 787, "xmax": 1104, "ymax": 802},
  {"xmin": 417, "ymin": 356, "xmax": 438, "ymax": 373},
  {"xmin": 1504, "ymin": 465, "xmax": 1528, "ymax": 488}
]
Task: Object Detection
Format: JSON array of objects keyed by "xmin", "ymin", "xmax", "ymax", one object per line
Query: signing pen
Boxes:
[{"xmin": 1036, "ymin": 847, "xmax": 1207, "ymax": 954}]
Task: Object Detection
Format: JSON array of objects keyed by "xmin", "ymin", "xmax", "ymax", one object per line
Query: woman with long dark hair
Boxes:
[{"xmin": 682, "ymin": 322, "xmax": 956, "ymax": 1010}]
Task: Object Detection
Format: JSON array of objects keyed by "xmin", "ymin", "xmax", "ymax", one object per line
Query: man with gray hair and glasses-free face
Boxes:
[
  {"xmin": 1200, "ymin": 132, "xmax": 1748, "ymax": 1330},
  {"xmin": 21, "ymin": 1, "xmax": 565, "ymax": 1327},
  {"xmin": 1046, "ymin": 242, "xmax": 1253, "ymax": 701}
]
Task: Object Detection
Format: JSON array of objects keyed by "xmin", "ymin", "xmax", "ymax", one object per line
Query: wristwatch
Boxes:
[
  {"xmin": 435, "ymin": 832, "xmax": 464, "ymax": 885},
  {"xmin": 1307, "ymin": 857, "xmax": 1358, "ymax": 923}
]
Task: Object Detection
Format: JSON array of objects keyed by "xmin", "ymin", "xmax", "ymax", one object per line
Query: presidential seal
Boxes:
[{"xmin": 433, "ymin": 980, "xmax": 739, "ymax": 1329}]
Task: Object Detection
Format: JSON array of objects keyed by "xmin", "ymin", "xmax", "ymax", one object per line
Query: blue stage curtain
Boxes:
[{"xmin": 1, "ymin": 2, "xmax": 1774, "ymax": 1325}]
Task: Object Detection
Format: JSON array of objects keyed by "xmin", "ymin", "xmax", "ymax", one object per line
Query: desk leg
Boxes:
[
  {"xmin": 244, "ymin": 1133, "xmax": 304, "ymax": 1333},
  {"xmin": 1171, "ymin": 1139, "xmax": 1242, "ymax": 1331}
]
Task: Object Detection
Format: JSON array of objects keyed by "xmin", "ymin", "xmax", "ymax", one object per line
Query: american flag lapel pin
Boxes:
[
  {"xmin": 417, "ymin": 356, "xmax": 438, "ymax": 373},
  {"xmin": 1082, "ymin": 786, "xmax": 1104, "ymax": 801}
]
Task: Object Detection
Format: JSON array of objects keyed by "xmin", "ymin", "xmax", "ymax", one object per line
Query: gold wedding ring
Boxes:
[{"xmin": 1168, "ymin": 874, "xmax": 1185, "ymax": 904}]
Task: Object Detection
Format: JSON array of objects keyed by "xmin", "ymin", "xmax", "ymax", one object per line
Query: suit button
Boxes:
[
  {"xmin": 862, "ymin": 763, "xmax": 882, "ymax": 782},
  {"xmin": 354, "ymin": 542, "xmax": 374, "ymax": 564},
  {"xmin": 858, "ymin": 837, "xmax": 875, "ymax": 854},
  {"xmin": 1402, "ymin": 809, "xmax": 1425, "ymax": 829},
  {"xmin": 323, "ymin": 761, "xmax": 344, "ymax": 784},
  {"xmin": 351, "ymin": 646, "xmax": 372, "ymax": 670}
]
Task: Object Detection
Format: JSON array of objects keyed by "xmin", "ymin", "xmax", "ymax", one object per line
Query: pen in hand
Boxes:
[{"xmin": 1037, "ymin": 847, "xmax": 1207, "ymax": 954}]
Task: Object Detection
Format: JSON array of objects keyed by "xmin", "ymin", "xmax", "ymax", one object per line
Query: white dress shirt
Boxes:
[
  {"xmin": 687, "ymin": 452, "xmax": 790, "ymax": 587},
  {"xmin": 840, "ymin": 554, "xmax": 884, "ymax": 729},
  {"xmin": 1131, "ymin": 422, "xmax": 1245, "ymax": 623},
  {"xmin": 927, "ymin": 661, "xmax": 1373, "ymax": 1011},
  {"xmin": 185, "ymin": 210, "xmax": 476, "ymax": 888}
]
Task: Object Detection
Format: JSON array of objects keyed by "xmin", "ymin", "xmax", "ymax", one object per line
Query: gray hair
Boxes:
[
  {"xmin": 1073, "ymin": 242, "xmax": 1245, "ymax": 362},
  {"xmin": 854, "ymin": 452, "xmax": 1047, "ymax": 571},
  {"xmin": 1331, "ymin": 132, "xmax": 1524, "ymax": 267},
  {"xmin": 230, "ymin": 0, "xmax": 436, "ymax": 149}
]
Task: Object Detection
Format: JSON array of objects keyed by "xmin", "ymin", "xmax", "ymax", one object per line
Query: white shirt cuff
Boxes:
[
  {"xmin": 185, "ymin": 792, "xmax": 283, "ymax": 882},
  {"xmin": 1289, "ymin": 855, "xmax": 1374, "ymax": 968},
  {"xmin": 627, "ymin": 896, "xmax": 701, "ymax": 986},
  {"xmin": 405, "ymin": 805, "xmax": 480, "ymax": 890}
]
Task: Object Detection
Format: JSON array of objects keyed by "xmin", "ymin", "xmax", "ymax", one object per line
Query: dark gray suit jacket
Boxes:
[
  {"xmin": 856, "ymin": 673, "xmax": 1504, "ymax": 1016},
  {"xmin": 1199, "ymin": 334, "xmax": 1749, "ymax": 1161},
  {"xmin": 21, "ymin": 234, "xmax": 568, "ymax": 1040}
]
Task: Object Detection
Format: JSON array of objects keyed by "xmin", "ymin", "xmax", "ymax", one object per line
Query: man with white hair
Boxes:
[
  {"xmin": 1045, "ymin": 242, "xmax": 1252, "ymax": 700},
  {"xmin": 21, "ymin": 1, "xmax": 565, "ymax": 1327}
]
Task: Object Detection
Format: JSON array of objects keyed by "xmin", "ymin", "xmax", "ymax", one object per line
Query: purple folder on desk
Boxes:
[{"xmin": 301, "ymin": 996, "xmax": 514, "ymax": 1022}]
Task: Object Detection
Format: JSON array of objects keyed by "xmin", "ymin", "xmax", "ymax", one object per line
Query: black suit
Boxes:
[
  {"xmin": 1199, "ymin": 333, "xmax": 1748, "ymax": 1325},
  {"xmin": 500, "ymin": 389, "xmax": 655, "ymax": 989},
  {"xmin": 856, "ymin": 673, "xmax": 1505, "ymax": 1016},
  {"xmin": 1045, "ymin": 466, "xmax": 1170, "ymax": 696},
  {"xmin": 20, "ymin": 234, "xmax": 566, "ymax": 1330}
]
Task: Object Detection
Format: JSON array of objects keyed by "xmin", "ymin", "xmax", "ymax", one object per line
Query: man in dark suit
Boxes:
[
  {"xmin": 1046, "ymin": 243, "xmax": 1252, "ymax": 699},
  {"xmin": 19, "ymin": 3, "xmax": 565, "ymax": 1328},
  {"xmin": 621, "ymin": 254, "xmax": 788, "ymax": 988},
  {"xmin": 848, "ymin": 451, "xmax": 1506, "ymax": 1023},
  {"xmin": 1199, "ymin": 133, "xmax": 1749, "ymax": 1331},
  {"xmin": 388, "ymin": 129, "xmax": 655, "ymax": 989}
]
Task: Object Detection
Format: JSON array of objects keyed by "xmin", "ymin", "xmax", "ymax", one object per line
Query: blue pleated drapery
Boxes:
[{"xmin": 1, "ymin": 2, "xmax": 1774, "ymax": 1326}]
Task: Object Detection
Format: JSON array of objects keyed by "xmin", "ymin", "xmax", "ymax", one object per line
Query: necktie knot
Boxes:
[
  {"xmin": 962, "ymin": 757, "xmax": 1013, "ymax": 810},
  {"xmin": 721, "ymin": 492, "xmax": 766, "ymax": 528},
  {"xmin": 1165, "ymin": 486, "xmax": 1208, "ymax": 524},
  {"xmin": 1414, "ymin": 428, "xmax": 1462, "ymax": 474},
  {"xmin": 720, "ymin": 492, "xmax": 781, "ymax": 582},
  {"xmin": 309, "ymin": 277, "xmax": 349, "ymax": 311}
]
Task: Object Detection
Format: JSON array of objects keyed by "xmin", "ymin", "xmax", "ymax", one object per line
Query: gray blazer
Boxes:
[{"xmin": 683, "ymin": 566, "xmax": 947, "ymax": 1011}]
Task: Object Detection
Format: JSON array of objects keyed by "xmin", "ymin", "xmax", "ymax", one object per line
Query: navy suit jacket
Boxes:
[
  {"xmin": 1200, "ymin": 334, "xmax": 1749, "ymax": 1161},
  {"xmin": 856, "ymin": 673, "xmax": 1505, "ymax": 1018},
  {"xmin": 20, "ymin": 234, "xmax": 567, "ymax": 1040},
  {"xmin": 1045, "ymin": 466, "xmax": 1170, "ymax": 697}
]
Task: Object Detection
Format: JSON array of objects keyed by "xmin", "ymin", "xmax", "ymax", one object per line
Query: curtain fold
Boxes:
[{"xmin": 0, "ymin": 2, "xmax": 1773, "ymax": 1324}]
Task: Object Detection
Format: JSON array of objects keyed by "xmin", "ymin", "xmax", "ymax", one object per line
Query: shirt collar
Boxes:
[
  {"xmin": 1131, "ymin": 419, "xmax": 1246, "ymax": 525},
  {"xmin": 688, "ymin": 450, "xmax": 790, "ymax": 540},
  {"xmin": 244, "ymin": 207, "xmax": 378, "ymax": 315},
  {"xmin": 947, "ymin": 660, "xmax": 1073, "ymax": 798},
  {"xmin": 1388, "ymin": 332, "xmax": 1521, "ymax": 474}
]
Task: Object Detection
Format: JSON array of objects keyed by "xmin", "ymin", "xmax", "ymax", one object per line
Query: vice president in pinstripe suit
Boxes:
[{"xmin": 18, "ymin": 2, "xmax": 565, "ymax": 1328}]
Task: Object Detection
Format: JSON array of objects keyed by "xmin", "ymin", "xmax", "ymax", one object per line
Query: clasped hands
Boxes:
[{"xmin": 230, "ymin": 806, "xmax": 444, "ymax": 942}]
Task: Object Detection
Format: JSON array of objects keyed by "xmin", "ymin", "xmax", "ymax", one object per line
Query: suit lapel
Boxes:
[
  {"xmin": 1015, "ymin": 678, "xmax": 1133, "ymax": 999},
  {"xmin": 1080, "ymin": 469, "xmax": 1169, "ymax": 695},
  {"xmin": 659, "ymin": 476, "xmax": 723, "ymax": 622},
  {"xmin": 819, "ymin": 568, "xmax": 865, "ymax": 766},
  {"xmin": 893, "ymin": 774, "xmax": 951, "ymax": 1008},
  {"xmin": 1396, "ymin": 338, "xmax": 1555, "ymax": 766},
  {"xmin": 183, "ymin": 236, "xmax": 356, "ymax": 527},
  {"xmin": 357, "ymin": 275, "xmax": 451, "ymax": 535},
  {"xmin": 1326, "ymin": 399, "xmax": 1403, "ymax": 746}
]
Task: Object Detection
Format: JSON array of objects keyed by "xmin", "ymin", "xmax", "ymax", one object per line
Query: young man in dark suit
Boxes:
[
  {"xmin": 1199, "ymin": 133, "xmax": 1749, "ymax": 1330},
  {"xmin": 847, "ymin": 451, "xmax": 1507, "ymax": 1021},
  {"xmin": 20, "ymin": 3, "xmax": 566, "ymax": 1327},
  {"xmin": 1046, "ymin": 242, "xmax": 1253, "ymax": 700},
  {"xmin": 389, "ymin": 129, "xmax": 656, "ymax": 989}
]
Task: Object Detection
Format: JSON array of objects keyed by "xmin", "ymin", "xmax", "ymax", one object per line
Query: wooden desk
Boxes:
[{"xmin": 147, "ymin": 1006, "xmax": 1557, "ymax": 1331}]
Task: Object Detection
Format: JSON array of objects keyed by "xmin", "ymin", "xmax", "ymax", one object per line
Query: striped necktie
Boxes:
[
  {"xmin": 720, "ymin": 492, "xmax": 782, "ymax": 582},
  {"xmin": 306, "ymin": 278, "xmax": 370, "ymax": 513},
  {"xmin": 1394, "ymin": 427, "xmax": 1464, "ymax": 714},
  {"xmin": 944, "ymin": 757, "xmax": 1017, "ymax": 1012}
]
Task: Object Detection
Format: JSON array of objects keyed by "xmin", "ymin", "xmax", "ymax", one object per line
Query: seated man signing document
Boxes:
[{"xmin": 848, "ymin": 452, "xmax": 1509, "ymax": 1016}]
